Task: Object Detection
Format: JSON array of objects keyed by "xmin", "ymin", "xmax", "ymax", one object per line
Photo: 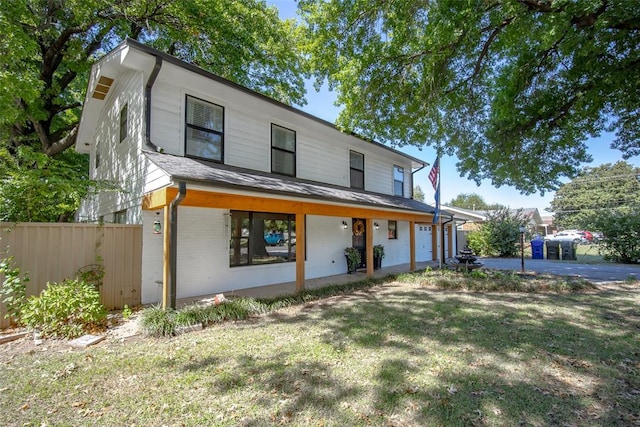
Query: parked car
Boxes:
[
  {"xmin": 544, "ymin": 231, "xmax": 582, "ymax": 244},
  {"xmin": 580, "ymin": 230, "xmax": 593, "ymax": 243},
  {"xmin": 264, "ymin": 231, "xmax": 285, "ymax": 246}
]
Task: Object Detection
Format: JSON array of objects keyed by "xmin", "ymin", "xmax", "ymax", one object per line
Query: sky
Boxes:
[{"xmin": 268, "ymin": 0, "xmax": 639, "ymax": 215}]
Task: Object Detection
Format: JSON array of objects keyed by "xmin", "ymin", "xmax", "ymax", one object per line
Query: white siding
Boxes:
[
  {"xmin": 379, "ymin": 220, "xmax": 412, "ymax": 266},
  {"xmin": 297, "ymin": 130, "xmax": 348, "ymax": 186},
  {"xmin": 77, "ymin": 70, "xmax": 152, "ymax": 224},
  {"xmin": 366, "ymin": 154, "xmax": 393, "ymax": 194},
  {"xmin": 141, "ymin": 208, "xmax": 167, "ymax": 304},
  {"xmin": 142, "ymin": 207, "xmax": 298, "ymax": 303},
  {"xmin": 141, "ymin": 209, "xmax": 418, "ymax": 304},
  {"xmin": 147, "ymin": 61, "xmax": 418, "ymax": 196},
  {"xmin": 305, "ymin": 215, "xmax": 354, "ymax": 279}
]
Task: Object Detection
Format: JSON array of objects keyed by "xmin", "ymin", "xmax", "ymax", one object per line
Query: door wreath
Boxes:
[{"xmin": 352, "ymin": 219, "xmax": 365, "ymax": 236}]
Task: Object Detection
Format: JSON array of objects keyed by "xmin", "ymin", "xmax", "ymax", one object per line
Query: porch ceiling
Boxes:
[{"xmin": 144, "ymin": 151, "xmax": 437, "ymax": 218}]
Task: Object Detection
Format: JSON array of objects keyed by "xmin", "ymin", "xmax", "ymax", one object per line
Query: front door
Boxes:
[{"xmin": 352, "ymin": 218, "xmax": 366, "ymax": 268}]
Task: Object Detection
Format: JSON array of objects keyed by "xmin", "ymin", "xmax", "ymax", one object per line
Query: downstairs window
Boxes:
[{"xmin": 229, "ymin": 211, "xmax": 296, "ymax": 267}]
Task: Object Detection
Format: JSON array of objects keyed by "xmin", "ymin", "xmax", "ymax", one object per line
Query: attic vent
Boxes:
[{"xmin": 92, "ymin": 76, "xmax": 114, "ymax": 100}]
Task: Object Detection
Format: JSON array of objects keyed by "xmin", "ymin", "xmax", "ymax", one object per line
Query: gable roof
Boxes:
[
  {"xmin": 77, "ymin": 39, "xmax": 427, "ymax": 170},
  {"xmin": 145, "ymin": 151, "xmax": 436, "ymax": 215},
  {"xmin": 440, "ymin": 205, "xmax": 487, "ymax": 221}
]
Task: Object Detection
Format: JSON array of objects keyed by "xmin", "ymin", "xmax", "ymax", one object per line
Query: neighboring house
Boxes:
[
  {"xmin": 518, "ymin": 208, "xmax": 547, "ymax": 236},
  {"xmin": 541, "ymin": 215, "xmax": 556, "ymax": 235},
  {"xmin": 445, "ymin": 206, "xmax": 548, "ymax": 248},
  {"xmin": 438, "ymin": 206, "xmax": 486, "ymax": 250},
  {"xmin": 76, "ymin": 39, "xmax": 456, "ymax": 307},
  {"xmin": 441, "ymin": 206, "xmax": 486, "ymax": 232}
]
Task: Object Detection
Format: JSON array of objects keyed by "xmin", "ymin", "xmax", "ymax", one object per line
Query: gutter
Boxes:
[
  {"xmin": 144, "ymin": 55, "xmax": 163, "ymax": 152},
  {"xmin": 141, "ymin": 52, "xmax": 183, "ymax": 309},
  {"xmin": 441, "ymin": 215, "xmax": 455, "ymax": 262},
  {"xmin": 168, "ymin": 181, "xmax": 187, "ymax": 309},
  {"xmin": 410, "ymin": 164, "xmax": 426, "ymax": 200}
]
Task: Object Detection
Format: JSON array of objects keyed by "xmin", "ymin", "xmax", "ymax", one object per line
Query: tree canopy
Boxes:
[
  {"xmin": 299, "ymin": 0, "xmax": 640, "ymax": 194},
  {"xmin": 550, "ymin": 161, "xmax": 640, "ymax": 230},
  {"xmin": 448, "ymin": 193, "xmax": 503, "ymax": 211},
  {"xmin": 413, "ymin": 185, "xmax": 425, "ymax": 202},
  {"xmin": 0, "ymin": 0, "xmax": 307, "ymax": 221}
]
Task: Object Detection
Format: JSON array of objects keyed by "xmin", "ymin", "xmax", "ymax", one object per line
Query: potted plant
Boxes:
[
  {"xmin": 344, "ymin": 247, "xmax": 361, "ymax": 274},
  {"xmin": 373, "ymin": 244, "xmax": 385, "ymax": 270}
]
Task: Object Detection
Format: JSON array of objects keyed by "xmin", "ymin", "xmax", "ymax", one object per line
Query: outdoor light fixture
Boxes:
[
  {"xmin": 153, "ymin": 212, "xmax": 162, "ymax": 234},
  {"xmin": 342, "ymin": 221, "xmax": 348, "ymax": 229},
  {"xmin": 374, "ymin": 222, "xmax": 379, "ymax": 230},
  {"xmin": 519, "ymin": 225, "xmax": 526, "ymax": 273}
]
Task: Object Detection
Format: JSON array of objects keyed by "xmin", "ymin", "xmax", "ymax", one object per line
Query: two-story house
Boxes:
[{"xmin": 76, "ymin": 39, "xmax": 454, "ymax": 307}]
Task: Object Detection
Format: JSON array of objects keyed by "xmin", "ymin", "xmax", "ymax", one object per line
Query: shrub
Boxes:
[
  {"xmin": 140, "ymin": 305, "xmax": 177, "ymax": 337},
  {"xmin": 140, "ymin": 275, "xmax": 396, "ymax": 337},
  {"xmin": 20, "ymin": 278, "xmax": 107, "ymax": 338},
  {"xmin": 469, "ymin": 208, "xmax": 527, "ymax": 257},
  {"xmin": 0, "ymin": 256, "xmax": 29, "ymax": 323},
  {"xmin": 591, "ymin": 209, "xmax": 640, "ymax": 264},
  {"xmin": 467, "ymin": 228, "xmax": 492, "ymax": 256}
]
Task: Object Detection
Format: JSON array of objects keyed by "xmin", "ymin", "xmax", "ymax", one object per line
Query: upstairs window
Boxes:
[
  {"xmin": 393, "ymin": 165, "xmax": 404, "ymax": 196},
  {"xmin": 119, "ymin": 104, "xmax": 128, "ymax": 142},
  {"xmin": 185, "ymin": 95, "xmax": 224, "ymax": 162},
  {"xmin": 271, "ymin": 124, "xmax": 296, "ymax": 176},
  {"xmin": 114, "ymin": 209, "xmax": 127, "ymax": 224},
  {"xmin": 350, "ymin": 150, "xmax": 364, "ymax": 190}
]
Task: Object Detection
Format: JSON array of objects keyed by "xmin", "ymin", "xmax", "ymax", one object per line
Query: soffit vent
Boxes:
[{"xmin": 92, "ymin": 76, "xmax": 115, "ymax": 100}]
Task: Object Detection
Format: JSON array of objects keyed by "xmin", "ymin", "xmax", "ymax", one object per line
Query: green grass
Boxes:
[
  {"xmin": 1, "ymin": 270, "xmax": 639, "ymax": 426},
  {"xmin": 576, "ymin": 244, "xmax": 606, "ymax": 263}
]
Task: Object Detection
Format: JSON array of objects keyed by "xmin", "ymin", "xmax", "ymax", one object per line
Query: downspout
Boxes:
[
  {"xmin": 410, "ymin": 164, "xmax": 426, "ymax": 199},
  {"xmin": 144, "ymin": 55, "xmax": 163, "ymax": 152},
  {"xmin": 169, "ymin": 181, "xmax": 187, "ymax": 309},
  {"xmin": 441, "ymin": 215, "xmax": 454, "ymax": 262},
  {"xmin": 456, "ymin": 219, "xmax": 468, "ymax": 252}
]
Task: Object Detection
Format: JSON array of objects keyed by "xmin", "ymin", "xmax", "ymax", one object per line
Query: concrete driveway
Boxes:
[{"xmin": 479, "ymin": 257, "xmax": 640, "ymax": 283}]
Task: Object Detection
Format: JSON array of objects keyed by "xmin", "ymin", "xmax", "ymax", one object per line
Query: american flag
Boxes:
[{"xmin": 428, "ymin": 156, "xmax": 439, "ymax": 190}]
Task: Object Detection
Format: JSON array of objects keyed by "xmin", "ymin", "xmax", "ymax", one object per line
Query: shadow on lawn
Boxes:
[
  {"xmin": 330, "ymin": 288, "xmax": 639, "ymax": 425},
  {"xmin": 161, "ymin": 284, "xmax": 639, "ymax": 425},
  {"xmin": 262, "ymin": 286, "xmax": 637, "ymax": 424}
]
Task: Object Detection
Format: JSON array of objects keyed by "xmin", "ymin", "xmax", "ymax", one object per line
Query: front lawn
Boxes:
[
  {"xmin": 1, "ymin": 269, "xmax": 638, "ymax": 426},
  {"xmin": 576, "ymin": 243, "xmax": 606, "ymax": 263}
]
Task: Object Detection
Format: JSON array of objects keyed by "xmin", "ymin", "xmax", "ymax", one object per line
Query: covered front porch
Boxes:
[
  {"xmin": 177, "ymin": 260, "xmax": 441, "ymax": 305},
  {"xmin": 141, "ymin": 151, "xmax": 455, "ymax": 309}
]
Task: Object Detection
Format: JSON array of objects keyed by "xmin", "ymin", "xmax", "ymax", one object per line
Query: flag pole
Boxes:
[
  {"xmin": 437, "ymin": 155, "xmax": 442, "ymax": 269},
  {"xmin": 429, "ymin": 152, "xmax": 442, "ymax": 269}
]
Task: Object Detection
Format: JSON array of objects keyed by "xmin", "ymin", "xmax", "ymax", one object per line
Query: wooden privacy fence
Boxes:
[{"xmin": 0, "ymin": 223, "xmax": 142, "ymax": 329}]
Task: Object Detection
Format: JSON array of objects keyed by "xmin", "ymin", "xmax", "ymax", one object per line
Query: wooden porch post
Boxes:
[
  {"xmin": 410, "ymin": 221, "xmax": 416, "ymax": 271},
  {"xmin": 162, "ymin": 204, "xmax": 170, "ymax": 309},
  {"xmin": 366, "ymin": 218, "xmax": 374, "ymax": 277},
  {"xmin": 448, "ymin": 225, "xmax": 454, "ymax": 258},
  {"xmin": 295, "ymin": 213, "xmax": 306, "ymax": 292}
]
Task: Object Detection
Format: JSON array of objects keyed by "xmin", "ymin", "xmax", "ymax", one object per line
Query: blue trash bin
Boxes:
[{"xmin": 531, "ymin": 239, "xmax": 544, "ymax": 259}]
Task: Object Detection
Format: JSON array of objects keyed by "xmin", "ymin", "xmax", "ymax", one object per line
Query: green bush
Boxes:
[
  {"xmin": 140, "ymin": 275, "xmax": 396, "ymax": 337},
  {"xmin": 140, "ymin": 305, "xmax": 177, "ymax": 337},
  {"xmin": 20, "ymin": 278, "xmax": 107, "ymax": 338},
  {"xmin": 591, "ymin": 209, "xmax": 640, "ymax": 264},
  {"xmin": 0, "ymin": 256, "xmax": 29, "ymax": 323},
  {"xmin": 467, "ymin": 228, "xmax": 492, "ymax": 256},
  {"xmin": 468, "ymin": 208, "xmax": 527, "ymax": 257}
]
